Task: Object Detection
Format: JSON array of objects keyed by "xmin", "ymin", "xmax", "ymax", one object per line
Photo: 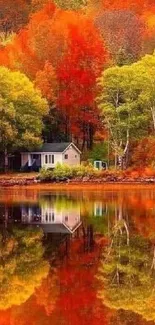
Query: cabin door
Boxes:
[{"xmin": 31, "ymin": 154, "xmax": 41, "ymax": 171}]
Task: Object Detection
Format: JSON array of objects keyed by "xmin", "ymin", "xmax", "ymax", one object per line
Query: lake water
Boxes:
[{"xmin": 0, "ymin": 186, "xmax": 155, "ymax": 324}]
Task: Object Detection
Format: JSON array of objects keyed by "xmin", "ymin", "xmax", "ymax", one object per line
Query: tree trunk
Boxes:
[
  {"xmin": 87, "ymin": 124, "xmax": 94, "ymax": 150},
  {"xmin": 123, "ymin": 131, "xmax": 129, "ymax": 169},
  {"xmin": 4, "ymin": 205, "xmax": 8, "ymax": 229},
  {"xmin": 151, "ymin": 106, "xmax": 155, "ymax": 130},
  {"xmin": 82, "ymin": 135, "xmax": 86, "ymax": 152},
  {"xmin": 117, "ymin": 135, "xmax": 129, "ymax": 170},
  {"xmin": 118, "ymin": 155, "xmax": 123, "ymax": 169},
  {"xmin": 4, "ymin": 148, "xmax": 9, "ymax": 173},
  {"xmin": 114, "ymin": 150, "xmax": 117, "ymax": 170}
]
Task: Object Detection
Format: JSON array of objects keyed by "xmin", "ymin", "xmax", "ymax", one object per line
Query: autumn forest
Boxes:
[{"xmin": 1, "ymin": 0, "xmax": 155, "ymax": 169}]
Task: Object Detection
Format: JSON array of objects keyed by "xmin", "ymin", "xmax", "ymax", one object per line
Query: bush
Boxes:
[
  {"xmin": 39, "ymin": 167, "xmax": 53, "ymax": 181},
  {"xmin": 39, "ymin": 163, "xmax": 98, "ymax": 181},
  {"xmin": 72, "ymin": 164, "xmax": 96, "ymax": 177},
  {"xmin": 53, "ymin": 163, "xmax": 73, "ymax": 179}
]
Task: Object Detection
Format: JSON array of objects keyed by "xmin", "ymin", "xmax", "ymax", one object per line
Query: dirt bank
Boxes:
[
  {"xmin": 1, "ymin": 173, "xmax": 155, "ymax": 187},
  {"xmin": 0, "ymin": 173, "xmax": 38, "ymax": 186}
]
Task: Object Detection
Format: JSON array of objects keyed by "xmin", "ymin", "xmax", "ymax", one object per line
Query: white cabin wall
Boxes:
[
  {"xmin": 62, "ymin": 208, "xmax": 80, "ymax": 230},
  {"xmin": 62, "ymin": 145, "xmax": 80, "ymax": 166},
  {"xmin": 41, "ymin": 153, "xmax": 63, "ymax": 168}
]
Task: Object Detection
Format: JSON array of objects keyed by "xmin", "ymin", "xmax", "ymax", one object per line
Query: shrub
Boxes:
[
  {"xmin": 52, "ymin": 163, "xmax": 73, "ymax": 179},
  {"xmin": 39, "ymin": 163, "xmax": 98, "ymax": 181},
  {"xmin": 39, "ymin": 167, "xmax": 53, "ymax": 181},
  {"xmin": 72, "ymin": 164, "xmax": 96, "ymax": 177}
]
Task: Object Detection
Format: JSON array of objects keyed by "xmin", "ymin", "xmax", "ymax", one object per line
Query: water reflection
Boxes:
[
  {"xmin": 98, "ymin": 229, "xmax": 155, "ymax": 322},
  {"xmin": 0, "ymin": 226, "xmax": 49, "ymax": 310},
  {"xmin": 0, "ymin": 192, "xmax": 82, "ymax": 235},
  {"xmin": 0, "ymin": 188, "xmax": 155, "ymax": 324}
]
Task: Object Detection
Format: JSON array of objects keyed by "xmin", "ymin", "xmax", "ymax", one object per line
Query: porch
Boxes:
[{"xmin": 21, "ymin": 153, "xmax": 42, "ymax": 172}]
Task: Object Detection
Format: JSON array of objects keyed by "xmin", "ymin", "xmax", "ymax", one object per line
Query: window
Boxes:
[
  {"xmin": 65, "ymin": 216, "xmax": 68, "ymax": 222},
  {"xmin": 45, "ymin": 155, "xmax": 48, "ymax": 164},
  {"xmin": 45, "ymin": 155, "xmax": 54, "ymax": 164},
  {"xmin": 33, "ymin": 154, "xmax": 39, "ymax": 159},
  {"xmin": 64, "ymin": 154, "xmax": 68, "ymax": 160},
  {"xmin": 75, "ymin": 155, "xmax": 77, "ymax": 158},
  {"xmin": 52, "ymin": 212, "xmax": 54, "ymax": 221}
]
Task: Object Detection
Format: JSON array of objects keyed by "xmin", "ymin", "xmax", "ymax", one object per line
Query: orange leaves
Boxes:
[
  {"xmin": 35, "ymin": 62, "xmax": 57, "ymax": 102},
  {"xmin": 29, "ymin": 1, "xmax": 56, "ymax": 26},
  {"xmin": 100, "ymin": 0, "xmax": 155, "ymax": 13},
  {"xmin": 0, "ymin": 2, "xmax": 107, "ymax": 143},
  {"xmin": 132, "ymin": 137, "xmax": 155, "ymax": 166}
]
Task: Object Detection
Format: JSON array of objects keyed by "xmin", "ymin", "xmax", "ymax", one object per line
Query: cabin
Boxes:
[{"xmin": 21, "ymin": 142, "xmax": 81, "ymax": 171}]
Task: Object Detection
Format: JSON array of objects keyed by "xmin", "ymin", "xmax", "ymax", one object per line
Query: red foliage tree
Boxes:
[
  {"xmin": 132, "ymin": 137, "xmax": 155, "ymax": 166},
  {"xmin": 0, "ymin": 4, "xmax": 107, "ymax": 146},
  {"xmin": 57, "ymin": 17, "xmax": 107, "ymax": 147}
]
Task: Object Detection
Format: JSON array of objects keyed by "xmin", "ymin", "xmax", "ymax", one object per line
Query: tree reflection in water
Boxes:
[
  {"xmin": 0, "ymin": 188, "xmax": 155, "ymax": 324},
  {"xmin": 0, "ymin": 226, "xmax": 49, "ymax": 310},
  {"xmin": 97, "ymin": 208, "xmax": 155, "ymax": 322}
]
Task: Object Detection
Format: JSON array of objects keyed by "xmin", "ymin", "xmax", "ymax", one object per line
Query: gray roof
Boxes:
[
  {"xmin": 26, "ymin": 224, "xmax": 72, "ymax": 234},
  {"xmin": 22, "ymin": 222, "xmax": 82, "ymax": 234},
  {"xmin": 33, "ymin": 142, "xmax": 72, "ymax": 153}
]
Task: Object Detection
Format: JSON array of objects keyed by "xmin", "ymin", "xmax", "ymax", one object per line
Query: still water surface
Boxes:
[{"xmin": 0, "ymin": 187, "xmax": 155, "ymax": 324}]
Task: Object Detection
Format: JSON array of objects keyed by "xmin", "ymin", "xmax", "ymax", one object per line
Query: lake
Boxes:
[{"xmin": 0, "ymin": 186, "xmax": 155, "ymax": 325}]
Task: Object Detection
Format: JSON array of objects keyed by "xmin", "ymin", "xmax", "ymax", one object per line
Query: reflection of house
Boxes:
[
  {"xmin": 94, "ymin": 202, "xmax": 108, "ymax": 217},
  {"xmin": 21, "ymin": 204, "xmax": 81, "ymax": 234},
  {"xmin": 21, "ymin": 142, "xmax": 81, "ymax": 171}
]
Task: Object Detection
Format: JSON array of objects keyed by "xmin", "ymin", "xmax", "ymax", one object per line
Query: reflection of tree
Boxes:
[
  {"xmin": 97, "ymin": 219, "xmax": 155, "ymax": 322},
  {"xmin": 10, "ymin": 270, "xmax": 59, "ymax": 325},
  {"xmin": 0, "ymin": 226, "xmax": 49, "ymax": 309},
  {"xmin": 35, "ymin": 270, "xmax": 59, "ymax": 316},
  {"xmin": 38, "ymin": 194, "xmax": 81, "ymax": 210},
  {"xmin": 109, "ymin": 309, "xmax": 154, "ymax": 325}
]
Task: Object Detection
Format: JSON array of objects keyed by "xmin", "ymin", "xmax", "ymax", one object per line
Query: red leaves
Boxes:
[
  {"xmin": 53, "ymin": 239, "xmax": 110, "ymax": 325},
  {"xmin": 0, "ymin": 2, "xmax": 107, "ymax": 143},
  {"xmin": 56, "ymin": 19, "xmax": 106, "ymax": 139},
  {"xmin": 35, "ymin": 61, "xmax": 57, "ymax": 102}
]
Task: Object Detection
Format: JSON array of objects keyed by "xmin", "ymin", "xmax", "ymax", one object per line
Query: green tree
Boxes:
[
  {"xmin": 88, "ymin": 142, "xmax": 108, "ymax": 162},
  {"xmin": 133, "ymin": 54, "xmax": 155, "ymax": 132},
  {"xmin": 0, "ymin": 67, "xmax": 48, "ymax": 170},
  {"xmin": 97, "ymin": 64, "xmax": 149, "ymax": 169}
]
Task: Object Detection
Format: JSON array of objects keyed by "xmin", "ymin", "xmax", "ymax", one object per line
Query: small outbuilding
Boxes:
[{"xmin": 21, "ymin": 142, "xmax": 81, "ymax": 171}]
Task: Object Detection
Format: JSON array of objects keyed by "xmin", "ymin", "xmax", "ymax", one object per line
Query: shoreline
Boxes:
[{"xmin": 1, "ymin": 174, "xmax": 155, "ymax": 189}]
